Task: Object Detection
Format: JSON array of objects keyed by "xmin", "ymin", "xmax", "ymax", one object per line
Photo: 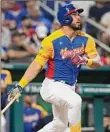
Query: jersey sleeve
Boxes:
[
  {"xmin": 85, "ymin": 35, "xmax": 98, "ymax": 58},
  {"xmin": 35, "ymin": 38, "xmax": 54, "ymax": 66}
]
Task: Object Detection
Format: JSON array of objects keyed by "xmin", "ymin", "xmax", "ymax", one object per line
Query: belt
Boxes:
[{"xmin": 53, "ymin": 80, "xmax": 74, "ymax": 86}]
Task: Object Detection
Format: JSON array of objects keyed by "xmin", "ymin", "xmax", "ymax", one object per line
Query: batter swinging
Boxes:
[{"xmin": 8, "ymin": 4, "xmax": 102, "ymax": 132}]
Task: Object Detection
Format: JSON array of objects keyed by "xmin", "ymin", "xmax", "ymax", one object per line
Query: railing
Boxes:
[
  {"xmin": 93, "ymin": 37, "xmax": 110, "ymax": 52},
  {"xmin": 85, "ymin": 18, "xmax": 110, "ymax": 35}
]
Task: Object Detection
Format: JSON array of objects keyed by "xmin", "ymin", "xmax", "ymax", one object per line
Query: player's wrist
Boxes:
[
  {"xmin": 18, "ymin": 77, "xmax": 28, "ymax": 88},
  {"xmin": 86, "ymin": 59, "xmax": 93, "ymax": 67},
  {"xmin": 15, "ymin": 84, "xmax": 23, "ymax": 92}
]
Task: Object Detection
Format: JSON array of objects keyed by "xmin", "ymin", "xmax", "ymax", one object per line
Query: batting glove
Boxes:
[
  {"xmin": 71, "ymin": 54, "xmax": 88, "ymax": 65},
  {"xmin": 7, "ymin": 84, "xmax": 23, "ymax": 102}
]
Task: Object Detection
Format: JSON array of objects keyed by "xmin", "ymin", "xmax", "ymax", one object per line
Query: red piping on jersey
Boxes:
[{"xmin": 46, "ymin": 59, "xmax": 54, "ymax": 78}]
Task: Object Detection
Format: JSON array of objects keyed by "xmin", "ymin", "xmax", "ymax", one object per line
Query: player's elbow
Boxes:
[
  {"xmin": 89, "ymin": 56, "xmax": 103, "ymax": 68},
  {"xmin": 89, "ymin": 62, "xmax": 102, "ymax": 68}
]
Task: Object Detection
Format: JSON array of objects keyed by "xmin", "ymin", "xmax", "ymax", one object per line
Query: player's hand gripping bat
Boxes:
[{"xmin": 1, "ymin": 85, "xmax": 23, "ymax": 115}]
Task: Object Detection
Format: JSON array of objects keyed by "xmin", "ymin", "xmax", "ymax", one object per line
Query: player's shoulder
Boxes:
[
  {"xmin": 41, "ymin": 34, "xmax": 52, "ymax": 47},
  {"xmin": 44, "ymin": 29, "xmax": 64, "ymax": 41},
  {"xmin": 41, "ymin": 29, "xmax": 64, "ymax": 46},
  {"xmin": 77, "ymin": 31, "xmax": 94, "ymax": 41}
]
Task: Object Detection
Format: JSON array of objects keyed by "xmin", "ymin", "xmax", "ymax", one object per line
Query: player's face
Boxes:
[{"xmin": 70, "ymin": 12, "xmax": 81, "ymax": 30}]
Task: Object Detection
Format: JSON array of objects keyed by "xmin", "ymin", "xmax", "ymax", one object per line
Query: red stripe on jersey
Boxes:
[{"xmin": 46, "ymin": 59, "xmax": 54, "ymax": 78}]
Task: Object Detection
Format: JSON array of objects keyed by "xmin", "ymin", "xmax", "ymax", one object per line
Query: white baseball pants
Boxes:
[{"xmin": 38, "ymin": 78, "xmax": 82, "ymax": 132}]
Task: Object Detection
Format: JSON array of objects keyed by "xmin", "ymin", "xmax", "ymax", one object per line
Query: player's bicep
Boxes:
[
  {"xmin": 35, "ymin": 39, "xmax": 54, "ymax": 66},
  {"xmin": 35, "ymin": 48, "xmax": 50, "ymax": 66},
  {"xmin": 85, "ymin": 36, "xmax": 98, "ymax": 58}
]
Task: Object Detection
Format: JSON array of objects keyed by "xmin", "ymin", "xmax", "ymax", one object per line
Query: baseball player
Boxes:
[{"xmin": 8, "ymin": 4, "xmax": 102, "ymax": 132}]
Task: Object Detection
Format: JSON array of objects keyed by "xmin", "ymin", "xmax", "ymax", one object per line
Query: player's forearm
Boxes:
[
  {"xmin": 89, "ymin": 60, "xmax": 102, "ymax": 68},
  {"xmin": 22, "ymin": 60, "xmax": 42, "ymax": 82},
  {"xmin": 18, "ymin": 60, "xmax": 43, "ymax": 88},
  {"xmin": 87, "ymin": 55, "xmax": 102, "ymax": 68}
]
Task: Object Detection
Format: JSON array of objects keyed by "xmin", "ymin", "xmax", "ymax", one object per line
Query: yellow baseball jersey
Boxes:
[{"xmin": 35, "ymin": 29, "xmax": 98, "ymax": 85}]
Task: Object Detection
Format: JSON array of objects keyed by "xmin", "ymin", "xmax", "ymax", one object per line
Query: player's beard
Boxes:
[{"xmin": 70, "ymin": 23, "xmax": 81, "ymax": 30}]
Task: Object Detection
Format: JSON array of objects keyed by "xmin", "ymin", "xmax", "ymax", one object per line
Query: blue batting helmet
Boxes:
[{"xmin": 57, "ymin": 4, "xmax": 84, "ymax": 26}]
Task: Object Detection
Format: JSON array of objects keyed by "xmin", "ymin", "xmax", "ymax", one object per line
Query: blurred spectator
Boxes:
[
  {"xmin": 24, "ymin": 95, "xmax": 41, "ymax": 132},
  {"xmin": 18, "ymin": 16, "xmax": 41, "ymax": 50},
  {"xmin": 1, "ymin": 70, "xmax": 12, "ymax": 87},
  {"xmin": 25, "ymin": 0, "xmax": 39, "ymax": 10},
  {"xmin": 51, "ymin": 20, "xmax": 61, "ymax": 32},
  {"xmin": 100, "ymin": 11, "xmax": 110, "ymax": 46},
  {"xmin": 16, "ymin": 1, "xmax": 26, "ymax": 8},
  {"xmin": 6, "ymin": 32, "xmax": 36, "ymax": 63},
  {"xmin": 99, "ymin": 11, "xmax": 110, "ymax": 66},
  {"xmin": 89, "ymin": 1, "xmax": 110, "ymax": 22},
  {"xmin": 23, "ymin": 95, "xmax": 48, "ymax": 132},
  {"xmin": 1, "ymin": 0, "xmax": 15, "ymax": 11},
  {"xmin": 18, "ymin": 16, "xmax": 32, "ymax": 31},
  {"xmin": 2, "ymin": 16, "xmax": 17, "ymax": 34},
  {"xmin": 1, "ymin": 10, "xmax": 11, "ymax": 62},
  {"xmin": 5, "ymin": 20, "xmax": 17, "ymax": 34},
  {"xmin": 35, "ymin": 24, "xmax": 48, "ymax": 42},
  {"xmin": 4, "ymin": 0, "xmax": 25, "ymax": 25},
  {"xmin": 2, "ymin": 6, "xmax": 17, "ymax": 34},
  {"xmin": 101, "ymin": 52, "xmax": 110, "ymax": 66},
  {"xmin": 1, "ymin": 70, "xmax": 12, "ymax": 111},
  {"xmin": 1, "ymin": 26, "xmax": 11, "ymax": 61},
  {"xmin": 1, "ymin": 69, "xmax": 12, "ymax": 132},
  {"xmin": 104, "ymin": 116, "xmax": 110, "ymax": 132},
  {"xmin": 1, "ymin": 70, "xmax": 12, "ymax": 109},
  {"xmin": 32, "ymin": 103, "xmax": 48, "ymax": 119},
  {"xmin": 86, "ymin": 1, "xmax": 110, "ymax": 38},
  {"xmin": 2, "ymin": 9, "xmax": 5, "ymax": 21},
  {"xmin": 23, "ymin": 0, "xmax": 52, "ymax": 34}
]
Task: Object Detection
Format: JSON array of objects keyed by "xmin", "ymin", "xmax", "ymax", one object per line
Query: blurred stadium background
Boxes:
[{"xmin": 1, "ymin": 0, "xmax": 110, "ymax": 132}]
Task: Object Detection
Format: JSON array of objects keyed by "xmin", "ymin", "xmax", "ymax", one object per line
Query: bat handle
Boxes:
[{"xmin": 1, "ymin": 93, "xmax": 20, "ymax": 115}]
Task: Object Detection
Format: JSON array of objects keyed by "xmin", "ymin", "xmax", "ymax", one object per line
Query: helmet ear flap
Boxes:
[{"xmin": 64, "ymin": 15, "xmax": 73, "ymax": 25}]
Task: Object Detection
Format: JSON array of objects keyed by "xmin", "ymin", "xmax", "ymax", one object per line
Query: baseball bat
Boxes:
[{"xmin": 1, "ymin": 93, "xmax": 20, "ymax": 115}]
